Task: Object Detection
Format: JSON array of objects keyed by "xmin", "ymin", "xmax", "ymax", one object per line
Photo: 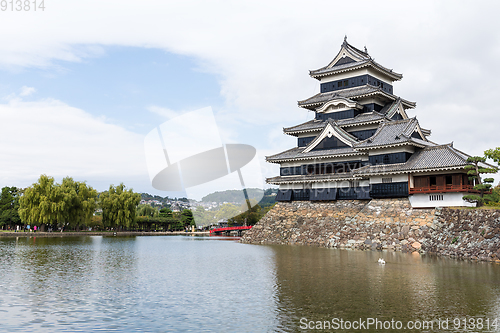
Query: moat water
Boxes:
[{"xmin": 1, "ymin": 236, "xmax": 500, "ymax": 332}]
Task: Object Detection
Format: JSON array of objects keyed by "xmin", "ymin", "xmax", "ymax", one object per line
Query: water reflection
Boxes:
[
  {"xmin": 269, "ymin": 245, "xmax": 500, "ymax": 332},
  {"xmin": 1, "ymin": 236, "xmax": 500, "ymax": 332},
  {"xmin": 0, "ymin": 236, "xmax": 278, "ymax": 332}
]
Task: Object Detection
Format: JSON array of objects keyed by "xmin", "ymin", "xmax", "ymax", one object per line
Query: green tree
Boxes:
[
  {"xmin": 137, "ymin": 204, "xmax": 159, "ymax": 218},
  {"xmin": 215, "ymin": 203, "xmax": 241, "ymax": 221},
  {"xmin": 463, "ymin": 156, "xmax": 498, "ymax": 207},
  {"xmin": 19, "ymin": 175, "xmax": 62, "ymax": 228},
  {"xmin": 192, "ymin": 206, "xmax": 217, "ymax": 227},
  {"xmin": 19, "ymin": 175, "xmax": 98, "ymax": 230},
  {"xmin": 0, "ymin": 186, "xmax": 21, "ymax": 229},
  {"xmin": 100, "ymin": 183, "xmax": 141, "ymax": 231},
  {"xmin": 59, "ymin": 177, "xmax": 98, "ymax": 231},
  {"xmin": 229, "ymin": 199, "xmax": 262, "ymax": 226},
  {"xmin": 485, "ymin": 147, "xmax": 500, "ymax": 166},
  {"xmin": 180, "ymin": 209, "xmax": 195, "ymax": 228},
  {"xmin": 159, "ymin": 207, "xmax": 173, "ymax": 218}
]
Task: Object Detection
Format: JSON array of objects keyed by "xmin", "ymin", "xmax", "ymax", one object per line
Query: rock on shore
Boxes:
[{"xmin": 240, "ymin": 199, "xmax": 500, "ymax": 262}]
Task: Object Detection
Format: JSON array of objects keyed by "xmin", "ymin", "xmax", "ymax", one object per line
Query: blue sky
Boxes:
[
  {"xmin": 0, "ymin": 0, "xmax": 499, "ymax": 199},
  {"xmin": 0, "ymin": 47, "xmax": 225, "ymax": 134}
]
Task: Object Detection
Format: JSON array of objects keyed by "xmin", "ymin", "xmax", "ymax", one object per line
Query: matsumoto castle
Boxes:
[{"xmin": 267, "ymin": 37, "xmax": 479, "ymax": 208}]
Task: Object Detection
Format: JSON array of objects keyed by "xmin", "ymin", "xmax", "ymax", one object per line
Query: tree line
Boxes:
[{"xmin": 0, "ymin": 175, "xmax": 196, "ymax": 232}]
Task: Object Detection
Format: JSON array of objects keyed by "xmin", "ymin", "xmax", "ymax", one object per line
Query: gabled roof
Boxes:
[
  {"xmin": 298, "ymin": 84, "xmax": 416, "ymax": 110},
  {"xmin": 283, "ymin": 112, "xmax": 386, "ymax": 136},
  {"xmin": 354, "ymin": 118, "xmax": 428, "ymax": 150},
  {"xmin": 353, "ymin": 144, "xmax": 474, "ymax": 175},
  {"xmin": 302, "ymin": 120, "xmax": 358, "ymax": 153},
  {"xmin": 315, "ymin": 97, "xmax": 363, "ymax": 113},
  {"xmin": 383, "ymin": 98, "xmax": 409, "ymax": 120},
  {"xmin": 309, "ymin": 38, "xmax": 403, "ymax": 81}
]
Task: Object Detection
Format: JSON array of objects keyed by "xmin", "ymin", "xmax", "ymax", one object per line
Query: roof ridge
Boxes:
[
  {"xmin": 283, "ymin": 119, "xmax": 318, "ymax": 130},
  {"xmin": 344, "ymin": 41, "xmax": 371, "ymax": 59},
  {"xmin": 381, "ymin": 117, "xmax": 414, "ymax": 125},
  {"xmin": 266, "ymin": 147, "xmax": 301, "ymax": 159}
]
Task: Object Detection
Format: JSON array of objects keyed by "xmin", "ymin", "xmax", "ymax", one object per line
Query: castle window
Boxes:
[
  {"xmin": 446, "ymin": 175, "xmax": 453, "ymax": 185},
  {"xmin": 382, "ymin": 178, "xmax": 392, "ymax": 183},
  {"xmin": 383, "ymin": 154, "xmax": 390, "ymax": 164},
  {"xmin": 430, "ymin": 176, "xmax": 437, "ymax": 186},
  {"xmin": 343, "ymin": 80, "xmax": 348, "ymax": 86},
  {"xmin": 338, "ymin": 81, "xmax": 342, "ymax": 87}
]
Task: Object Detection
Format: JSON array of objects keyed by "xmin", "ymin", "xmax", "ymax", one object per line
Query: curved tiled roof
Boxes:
[
  {"xmin": 283, "ymin": 111, "xmax": 387, "ymax": 136},
  {"xmin": 283, "ymin": 119, "xmax": 324, "ymax": 134},
  {"xmin": 336, "ymin": 111, "xmax": 386, "ymax": 127},
  {"xmin": 353, "ymin": 144, "xmax": 471, "ymax": 175},
  {"xmin": 266, "ymin": 146, "xmax": 362, "ymax": 163},
  {"xmin": 298, "ymin": 85, "xmax": 416, "ymax": 110},
  {"xmin": 354, "ymin": 118, "xmax": 427, "ymax": 149},
  {"xmin": 309, "ymin": 40, "xmax": 402, "ymax": 81}
]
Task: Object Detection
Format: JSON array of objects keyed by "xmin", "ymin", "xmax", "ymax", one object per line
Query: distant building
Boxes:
[{"xmin": 267, "ymin": 37, "xmax": 492, "ymax": 208}]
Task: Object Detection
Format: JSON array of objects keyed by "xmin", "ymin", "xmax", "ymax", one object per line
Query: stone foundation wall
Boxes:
[{"xmin": 240, "ymin": 199, "xmax": 500, "ymax": 262}]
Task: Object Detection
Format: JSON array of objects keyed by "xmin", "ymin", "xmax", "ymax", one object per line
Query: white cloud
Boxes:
[
  {"xmin": 19, "ymin": 86, "xmax": 36, "ymax": 97},
  {"xmin": 0, "ymin": 96, "xmax": 146, "ymax": 189},
  {"xmin": 0, "ymin": 0, "xmax": 500, "ymax": 187},
  {"xmin": 147, "ymin": 106, "xmax": 181, "ymax": 120}
]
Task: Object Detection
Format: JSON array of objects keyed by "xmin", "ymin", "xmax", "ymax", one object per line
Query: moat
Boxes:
[{"xmin": 1, "ymin": 236, "xmax": 500, "ymax": 332}]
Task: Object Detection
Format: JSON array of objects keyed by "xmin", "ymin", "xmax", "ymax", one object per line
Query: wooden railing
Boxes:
[{"xmin": 409, "ymin": 185, "xmax": 473, "ymax": 194}]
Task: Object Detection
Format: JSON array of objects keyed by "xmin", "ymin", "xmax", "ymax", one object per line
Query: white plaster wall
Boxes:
[
  {"xmin": 312, "ymin": 181, "xmax": 337, "ymax": 189},
  {"xmin": 370, "ymin": 174, "xmax": 408, "ymax": 184},
  {"xmin": 409, "ymin": 192, "xmax": 475, "ymax": 208},
  {"xmin": 279, "ymin": 183, "xmax": 305, "ymax": 190}
]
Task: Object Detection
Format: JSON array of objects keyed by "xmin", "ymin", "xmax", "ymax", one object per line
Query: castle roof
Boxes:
[
  {"xmin": 298, "ymin": 84, "xmax": 416, "ymax": 110},
  {"xmin": 266, "ymin": 146, "xmax": 363, "ymax": 163},
  {"xmin": 354, "ymin": 118, "xmax": 429, "ymax": 150},
  {"xmin": 353, "ymin": 144, "xmax": 475, "ymax": 176},
  {"xmin": 309, "ymin": 38, "xmax": 403, "ymax": 81},
  {"xmin": 283, "ymin": 111, "xmax": 389, "ymax": 136}
]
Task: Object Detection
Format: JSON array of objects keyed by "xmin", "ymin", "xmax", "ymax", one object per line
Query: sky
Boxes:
[{"xmin": 0, "ymin": 0, "xmax": 499, "ymax": 199}]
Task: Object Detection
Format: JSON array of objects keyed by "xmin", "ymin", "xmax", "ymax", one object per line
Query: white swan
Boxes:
[{"xmin": 378, "ymin": 258, "xmax": 386, "ymax": 265}]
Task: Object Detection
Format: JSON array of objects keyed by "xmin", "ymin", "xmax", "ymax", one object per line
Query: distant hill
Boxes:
[
  {"xmin": 201, "ymin": 188, "xmax": 265, "ymax": 203},
  {"xmin": 140, "ymin": 187, "xmax": 278, "ymax": 208}
]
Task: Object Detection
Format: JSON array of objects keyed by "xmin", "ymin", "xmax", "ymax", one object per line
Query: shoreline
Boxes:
[
  {"xmin": 0, "ymin": 231, "xmax": 211, "ymax": 238},
  {"xmin": 241, "ymin": 199, "xmax": 500, "ymax": 262}
]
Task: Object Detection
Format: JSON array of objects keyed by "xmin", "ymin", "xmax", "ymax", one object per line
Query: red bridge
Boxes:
[{"xmin": 210, "ymin": 226, "xmax": 252, "ymax": 236}]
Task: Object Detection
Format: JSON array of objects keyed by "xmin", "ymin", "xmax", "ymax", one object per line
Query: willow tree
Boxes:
[
  {"xmin": 19, "ymin": 175, "xmax": 62, "ymax": 228},
  {"xmin": 58, "ymin": 177, "xmax": 98, "ymax": 231},
  {"xmin": 19, "ymin": 175, "xmax": 98, "ymax": 230},
  {"xmin": 100, "ymin": 183, "xmax": 141, "ymax": 231}
]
